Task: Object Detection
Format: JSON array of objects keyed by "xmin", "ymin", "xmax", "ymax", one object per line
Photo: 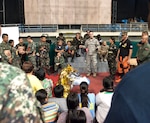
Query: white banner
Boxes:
[{"xmin": 0, "ymin": 27, "xmax": 19, "ymax": 46}]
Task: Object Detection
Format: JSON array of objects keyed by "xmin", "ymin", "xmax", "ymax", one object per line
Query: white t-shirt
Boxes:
[{"xmin": 96, "ymin": 91, "xmax": 113, "ymax": 123}]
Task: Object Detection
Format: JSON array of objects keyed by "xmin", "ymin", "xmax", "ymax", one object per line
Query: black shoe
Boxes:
[
  {"xmin": 76, "ymin": 54, "xmax": 81, "ymax": 57},
  {"xmin": 71, "ymin": 59, "xmax": 74, "ymax": 62},
  {"xmin": 65, "ymin": 59, "xmax": 68, "ymax": 62}
]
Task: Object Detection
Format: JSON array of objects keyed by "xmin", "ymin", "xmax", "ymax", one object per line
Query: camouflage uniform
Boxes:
[
  {"xmin": 137, "ymin": 42, "xmax": 150, "ymax": 64},
  {"xmin": 11, "ymin": 47, "xmax": 21, "ymax": 68},
  {"xmin": 72, "ymin": 37, "xmax": 82, "ymax": 56},
  {"xmin": 107, "ymin": 43, "xmax": 117, "ymax": 79},
  {"xmin": 81, "ymin": 34, "xmax": 89, "ymax": 54},
  {"xmin": 0, "ymin": 41, "xmax": 12, "ymax": 64},
  {"xmin": 84, "ymin": 38, "xmax": 100, "ymax": 74},
  {"xmin": 64, "ymin": 45, "xmax": 75, "ymax": 62},
  {"xmin": 57, "ymin": 36, "xmax": 66, "ymax": 46},
  {"xmin": 26, "ymin": 42, "xmax": 36, "ymax": 68},
  {"xmin": 37, "ymin": 41, "xmax": 50, "ymax": 68},
  {"xmin": 15, "ymin": 43, "xmax": 26, "ymax": 66},
  {"xmin": 99, "ymin": 45, "xmax": 109, "ymax": 61},
  {"xmin": 54, "ymin": 55, "xmax": 66, "ymax": 71},
  {"xmin": 0, "ymin": 63, "xmax": 41, "ymax": 123}
]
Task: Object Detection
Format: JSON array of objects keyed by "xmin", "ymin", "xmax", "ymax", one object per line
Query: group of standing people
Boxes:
[
  {"xmin": 0, "ymin": 34, "xmax": 50, "ymax": 71},
  {"xmin": 80, "ymin": 30, "xmax": 150, "ymax": 82},
  {"xmin": 113, "ymin": 30, "xmax": 150, "ymax": 82}
]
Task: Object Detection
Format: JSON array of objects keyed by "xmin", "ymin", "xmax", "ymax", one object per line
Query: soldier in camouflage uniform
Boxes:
[
  {"xmin": 8, "ymin": 40, "xmax": 21, "ymax": 68},
  {"xmin": 137, "ymin": 35, "xmax": 150, "ymax": 64},
  {"xmin": 54, "ymin": 52, "xmax": 66, "ymax": 72},
  {"xmin": 15, "ymin": 37, "xmax": 27, "ymax": 67},
  {"xmin": 37, "ymin": 35, "xmax": 50, "ymax": 69},
  {"xmin": 64, "ymin": 41, "xmax": 75, "ymax": 62},
  {"xmin": 84, "ymin": 30, "xmax": 90, "ymax": 41},
  {"xmin": 0, "ymin": 33, "xmax": 13, "ymax": 64},
  {"xmin": 0, "ymin": 62, "xmax": 41, "ymax": 122},
  {"xmin": 56, "ymin": 33, "xmax": 66, "ymax": 46},
  {"xmin": 72, "ymin": 33, "xmax": 82, "ymax": 57},
  {"xmin": 26, "ymin": 36, "xmax": 36, "ymax": 68},
  {"xmin": 107, "ymin": 37, "xmax": 117, "ymax": 80}
]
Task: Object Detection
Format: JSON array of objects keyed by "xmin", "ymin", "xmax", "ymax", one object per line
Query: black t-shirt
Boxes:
[{"xmin": 119, "ymin": 39, "xmax": 133, "ymax": 58}]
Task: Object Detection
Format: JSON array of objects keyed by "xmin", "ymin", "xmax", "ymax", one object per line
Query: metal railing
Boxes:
[
  {"xmin": 82, "ymin": 23, "xmax": 148, "ymax": 32},
  {"xmin": 1, "ymin": 23, "xmax": 149, "ymax": 33}
]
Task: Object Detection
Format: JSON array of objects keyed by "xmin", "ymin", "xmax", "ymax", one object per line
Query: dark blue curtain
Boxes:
[{"xmin": 115, "ymin": 0, "xmax": 149, "ymax": 22}]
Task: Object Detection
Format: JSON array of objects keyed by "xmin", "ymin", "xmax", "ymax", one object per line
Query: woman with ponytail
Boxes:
[
  {"xmin": 57, "ymin": 92, "xmax": 93, "ymax": 123},
  {"xmin": 96, "ymin": 76, "xmax": 114, "ymax": 123},
  {"xmin": 78, "ymin": 82, "xmax": 96, "ymax": 118}
]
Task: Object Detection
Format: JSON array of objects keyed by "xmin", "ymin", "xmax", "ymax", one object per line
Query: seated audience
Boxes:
[
  {"xmin": 57, "ymin": 92, "xmax": 93, "ymax": 123},
  {"xmin": 34, "ymin": 67, "xmax": 53, "ymax": 97},
  {"xmin": 0, "ymin": 62, "xmax": 41, "ymax": 122},
  {"xmin": 22, "ymin": 61, "xmax": 43, "ymax": 94},
  {"xmin": 35, "ymin": 89, "xmax": 59, "ymax": 123},
  {"xmin": 54, "ymin": 52, "xmax": 66, "ymax": 72},
  {"xmin": 96, "ymin": 77, "xmax": 114, "ymax": 123},
  {"xmin": 78, "ymin": 82, "xmax": 96, "ymax": 118},
  {"xmin": 49, "ymin": 84, "xmax": 68, "ymax": 112},
  {"xmin": 98, "ymin": 41, "xmax": 109, "ymax": 62},
  {"xmin": 64, "ymin": 41, "xmax": 75, "ymax": 62}
]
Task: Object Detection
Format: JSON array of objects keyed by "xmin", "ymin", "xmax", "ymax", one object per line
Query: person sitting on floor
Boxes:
[
  {"xmin": 98, "ymin": 41, "xmax": 109, "ymax": 62},
  {"xmin": 57, "ymin": 92, "xmax": 93, "ymax": 123},
  {"xmin": 54, "ymin": 52, "xmax": 66, "ymax": 73},
  {"xmin": 49, "ymin": 84, "xmax": 68, "ymax": 113},
  {"xmin": 78, "ymin": 82, "xmax": 96, "ymax": 118},
  {"xmin": 22, "ymin": 61, "xmax": 43, "ymax": 94},
  {"xmin": 56, "ymin": 33, "xmax": 66, "ymax": 46},
  {"xmin": 35, "ymin": 89, "xmax": 59, "ymax": 123},
  {"xmin": 67, "ymin": 110, "xmax": 87, "ymax": 123},
  {"xmin": 96, "ymin": 76, "xmax": 114, "ymax": 123},
  {"xmin": 34, "ymin": 67, "xmax": 53, "ymax": 97},
  {"xmin": 64, "ymin": 41, "xmax": 75, "ymax": 62},
  {"xmin": 55, "ymin": 39, "xmax": 65, "ymax": 55}
]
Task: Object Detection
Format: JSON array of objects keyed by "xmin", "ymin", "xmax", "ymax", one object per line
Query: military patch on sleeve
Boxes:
[{"xmin": 145, "ymin": 48, "xmax": 149, "ymax": 51}]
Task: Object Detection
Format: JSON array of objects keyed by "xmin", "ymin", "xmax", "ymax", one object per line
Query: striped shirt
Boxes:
[{"xmin": 42, "ymin": 102, "xmax": 59, "ymax": 123}]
